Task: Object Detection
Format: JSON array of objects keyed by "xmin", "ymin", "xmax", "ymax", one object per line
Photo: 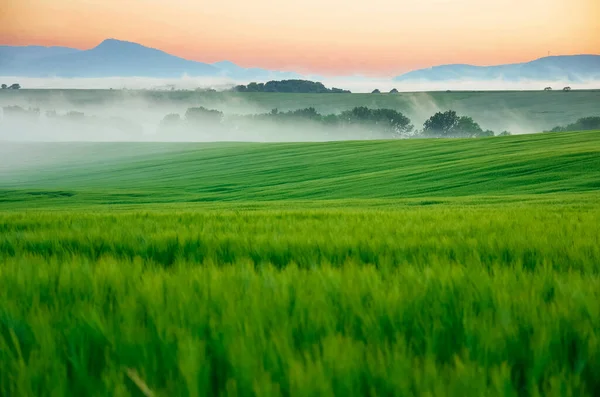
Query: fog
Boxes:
[
  {"xmin": 1, "ymin": 77, "xmax": 598, "ymax": 146},
  {"xmin": 323, "ymin": 76, "xmax": 600, "ymax": 94},
  {"xmin": 0, "ymin": 110, "xmax": 397, "ymax": 143},
  {"xmin": 3, "ymin": 75, "xmax": 600, "ymax": 92}
]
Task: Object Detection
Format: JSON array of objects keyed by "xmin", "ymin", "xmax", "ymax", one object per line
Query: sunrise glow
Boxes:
[{"xmin": 2, "ymin": 0, "xmax": 599, "ymax": 76}]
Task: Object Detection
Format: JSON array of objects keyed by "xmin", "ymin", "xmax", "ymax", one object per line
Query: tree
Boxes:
[
  {"xmin": 330, "ymin": 87, "xmax": 350, "ymax": 93},
  {"xmin": 158, "ymin": 113, "xmax": 182, "ymax": 133},
  {"xmin": 371, "ymin": 89, "xmax": 381, "ymax": 94},
  {"xmin": 185, "ymin": 107, "xmax": 223, "ymax": 124},
  {"xmin": 422, "ymin": 110, "xmax": 460, "ymax": 137},
  {"xmin": 160, "ymin": 113, "xmax": 181, "ymax": 126},
  {"xmin": 288, "ymin": 107, "xmax": 320, "ymax": 120},
  {"xmin": 322, "ymin": 114, "xmax": 339, "ymax": 125},
  {"xmin": 422, "ymin": 111, "xmax": 490, "ymax": 138},
  {"xmin": 245, "ymin": 82, "xmax": 264, "ymax": 92},
  {"xmin": 339, "ymin": 106, "xmax": 413, "ymax": 136},
  {"xmin": 478, "ymin": 129, "xmax": 495, "ymax": 137},
  {"xmin": 9, "ymin": 83, "xmax": 21, "ymax": 89},
  {"xmin": 548, "ymin": 116, "xmax": 600, "ymax": 132},
  {"xmin": 1, "ymin": 84, "xmax": 7, "ymax": 89},
  {"xmin": 370, "ymin": 108, "xmax": 413, "ymax": 135},
  {"xmin": 259, "ymin": 107, "xmax": 323, "ymax": 123},
  {"xmin": 498, "ymin": 131, "xmax": 512, "ymax": 136},
  {"xmin": 389, "ymin": 88, "xmax": 399, "ymax": 94},
  {"xmin": 574, "ymin": 116, "xmax": 600, "ymax": 130},
  {"xmin": 340, "ymin": 106, "xmax": 371, "ymax": 122},
  {"xmin": 454, "ymin": 116, "xmax": 487, "ymax": 137},
  {"xmin": 549, "ymin": 117, "xmax": 600, "ymax": 132}
]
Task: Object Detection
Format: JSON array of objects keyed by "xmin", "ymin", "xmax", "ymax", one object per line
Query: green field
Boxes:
[
  {"xmin": 1, "ymin": 131, "xmax": 600, "ymax": 396},
  {"xmin": 2, "ymin": 89, "xmax": 600, "ymax": 133}
]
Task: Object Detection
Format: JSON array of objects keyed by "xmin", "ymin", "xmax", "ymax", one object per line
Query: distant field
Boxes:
[
  {"xmin": 2, "ymin": 89, "xmax": 600, "ymax": 133},
  {"xmin": 1, "ymin": 131, "xmax": 600, "ymax": 395},
  {"xmin": 1, "ymin": 130, "xmax": 599, "ymax": 207}
]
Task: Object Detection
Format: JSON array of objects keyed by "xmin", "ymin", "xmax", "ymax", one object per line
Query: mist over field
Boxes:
[
  {"xmin": 1, "ymin": 84, "xmax": 599, "ymax": 148},
  {"xmin": 2, "ymin": 75, "xmax": 600, "ymax": 92}
]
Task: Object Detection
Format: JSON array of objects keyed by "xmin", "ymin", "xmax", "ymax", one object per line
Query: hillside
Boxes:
[
  {"xmin": 1, "ymin": 130, "xmax": 599, "ymax": 208},
  {"xmin": 394, "ymin": 55, "xmax": 600, "ymax": 82}
]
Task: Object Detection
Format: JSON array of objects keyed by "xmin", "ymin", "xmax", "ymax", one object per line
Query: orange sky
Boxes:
[{"xmin": 1, "ymin": 0, "xmax": 599, "ymax": 76}]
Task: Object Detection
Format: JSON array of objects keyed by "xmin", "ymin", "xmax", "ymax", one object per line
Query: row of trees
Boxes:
[
  {"xmin": 371, "ymin": 89, "xmax": 403, "ymax": 94},
  {"xmin": 246, "ymin": 107, "xmax": 414, "ymax": 135},
  {"xmin": 232, "ymin": 80, "xmax": 351, "ymax": 94},
  {"xmin": 158, "ymin": 106, "xmax": 508, "ymax": 138},
  {"xmin": 247, "ymin": 108, "xmax": 502, "ymax": 137},
  {"xmin": 1, "ymin": 83, "xmax": 21, "ymax": 90},
  {"xmin": 232, "ymin": 81, "xmax": 404, "ymax": 95},
  {"xmin": 546, "ymin": 117, "xmax": 600, "ymax": 133},
  {"xmin": 6, "ymin": 104, "xmax": 596, "ymax": 138}
]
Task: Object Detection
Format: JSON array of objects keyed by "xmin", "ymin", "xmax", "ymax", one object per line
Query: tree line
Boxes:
[
  {"xmin": 4, "ymin": 104, "xmax": 599, "ymax": 138},
  {"xmin": 232, "ymin": 80, "xmax": 351, "ymax": 94},
  {"xmin": 1, "ymin": 83, "xmax": 21, "ymax": 90},
  {"xmin": 160, "ymin": 107, "xmax": 506, "ymax": 138},
  {"xmin": 546, "ymin": 117, "xmax": 600, "ymax": 133}
]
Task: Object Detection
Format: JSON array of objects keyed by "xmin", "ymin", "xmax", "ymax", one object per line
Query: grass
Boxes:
[
  {"xmin": 1, "ymin": 131, "xmax": 600, "ymax": 395},
  {"xmin": 1, "ymin": 208, "xmax": 600, "ymax": 396}
]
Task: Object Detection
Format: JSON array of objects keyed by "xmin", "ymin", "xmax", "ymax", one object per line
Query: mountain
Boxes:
[
  {"xmin": 3, "ymin": 40, "xmax": 597, "ymax": 83},
  {"xmin": 0, "ymin": 39, "xmax": 299, "ymax": 79},
  {"xmin": 0, "ymin": 39, "xmax": 218, "ymax": 78},
  {"xmin": 0, "ymin": 46, "xmax": 80, "ymax": 68},
  {"xmin": 394, "ymin": 55, "xmax": 600, "ymax": 82}
]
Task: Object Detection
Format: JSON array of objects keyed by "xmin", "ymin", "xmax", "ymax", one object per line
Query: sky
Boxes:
[{"xmin": 1, "ymin": 0, "xmax": 599, "ymax": 76}]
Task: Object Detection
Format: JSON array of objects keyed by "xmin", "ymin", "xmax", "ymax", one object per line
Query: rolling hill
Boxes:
[{"xmin": 1, "ymin": 130, "xmax": 599, "ymax": 208}]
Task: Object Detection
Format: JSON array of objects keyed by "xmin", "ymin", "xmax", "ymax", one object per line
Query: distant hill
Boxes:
[
  {"xmin": 0, "ymin": 39, "xmax": 299, "ymax": 79},
  {"xmin": 394, "ymin": 55, "xmax": 600, "ymax": 82}
]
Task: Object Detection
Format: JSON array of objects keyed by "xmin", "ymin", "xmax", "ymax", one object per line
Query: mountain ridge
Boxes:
[
  {"xmin": 1, "ymin": 39, "xmax": 598, "ymax": 82},
  {"xmin": 0, "ymin": 39, "xmax": 300, "ymax": 80},
  {"xmin": 394, "ymin": 55, "xmax": 600, "ymax": 82}
]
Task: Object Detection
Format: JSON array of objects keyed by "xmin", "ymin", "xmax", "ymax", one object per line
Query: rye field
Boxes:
[{"xmin": 1, "ymin": 130, "xmax": 600, "ymax": 396}]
